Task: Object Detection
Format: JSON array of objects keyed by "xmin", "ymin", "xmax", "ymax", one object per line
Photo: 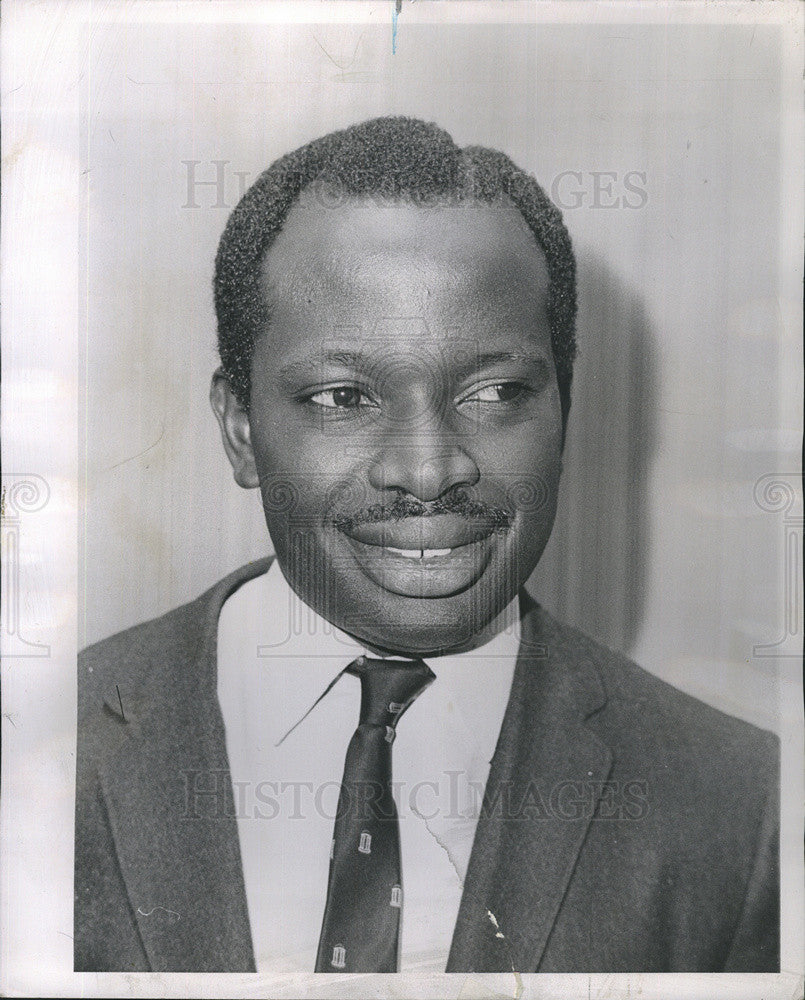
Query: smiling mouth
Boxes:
[
  {"xmin": 338, "ymin": 521, "xmax": 505, "ymax": 598},
  {"xmin": 337, "ymin": 512, "xmax": 502, "ymax": 550}
]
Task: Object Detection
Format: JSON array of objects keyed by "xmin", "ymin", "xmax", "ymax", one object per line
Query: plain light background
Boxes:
[
  {"xmin": 2, "ymin": 3, "xmax": 802, "ymax": 998},
  {"xmin": 80, "ymin": 14, "xmax": 798, "ymax": 731}
]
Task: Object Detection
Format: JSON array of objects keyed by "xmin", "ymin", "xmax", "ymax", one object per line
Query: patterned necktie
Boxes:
[{"xmin": 315, "ymin": 654, "xmax": 435, "ymax": 973}]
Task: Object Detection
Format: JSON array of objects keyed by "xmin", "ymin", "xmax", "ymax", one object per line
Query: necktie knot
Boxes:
[{"xmin": 347, "ymin": 655, "xmax": 435, "ymax": 728}]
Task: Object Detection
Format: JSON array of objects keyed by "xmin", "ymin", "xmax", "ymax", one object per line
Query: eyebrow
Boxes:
[
  {"xmin": 277, "ymin": 348, "xmax": 551, "ymax": 382},
  {"xmin": 468, "ymin": 351, "xmax": 551, "ymax": 375},
  {"xmin": 278, "ymin": 351, "xmax": 373, "ymax": 381}
]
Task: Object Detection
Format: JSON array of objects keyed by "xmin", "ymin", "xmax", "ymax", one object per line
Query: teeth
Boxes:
[{"xmin": 386, "ymin": 546, "xmax": 453, "ymax": 559}]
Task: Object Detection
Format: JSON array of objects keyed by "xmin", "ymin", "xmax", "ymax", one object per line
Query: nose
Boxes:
[{"xmin": 367, "ymin": 414, "xmax": 480, "ymax": 503}]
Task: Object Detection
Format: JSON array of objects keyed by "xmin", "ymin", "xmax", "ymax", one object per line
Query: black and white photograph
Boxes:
[{"xmin": 1, "ymin": 2, "xmax": 803, "ymax": 998}]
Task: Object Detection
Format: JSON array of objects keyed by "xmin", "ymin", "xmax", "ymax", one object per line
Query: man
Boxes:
[{"xmin": 75, "ymin": 116, "xmax": 779, "ymax": 974}]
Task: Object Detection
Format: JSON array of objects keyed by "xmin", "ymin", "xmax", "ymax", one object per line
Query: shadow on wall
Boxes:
[{"xmin": 529, "ymin": 249, "xmax": 659, "ymax": 657}]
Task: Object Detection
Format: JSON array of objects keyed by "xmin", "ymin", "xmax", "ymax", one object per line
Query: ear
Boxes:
[{"xmin": 210, "ymin": 369, "xmax": 260, "ymax": 489}]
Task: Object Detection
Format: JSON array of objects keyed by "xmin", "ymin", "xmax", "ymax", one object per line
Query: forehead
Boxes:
[{"xmin": 260, "ymin": 196, "xmax": 550, "ymax": 341}]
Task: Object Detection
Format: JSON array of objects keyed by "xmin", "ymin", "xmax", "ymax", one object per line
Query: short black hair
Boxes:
[{"xmin": 214, "ymin": 116, "xmax": 577, "ymax": 428}]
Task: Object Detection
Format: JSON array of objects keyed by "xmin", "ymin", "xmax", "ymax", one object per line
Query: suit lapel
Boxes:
[
  {"xmin": 96, "ymin": 564, "xmax": 268, "ymax": 972},
  {"xmin": 447, "ymin": 596, "xmax": 613, "ymax": 973}
]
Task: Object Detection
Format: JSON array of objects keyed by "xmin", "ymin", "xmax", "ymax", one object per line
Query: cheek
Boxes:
[
  {"xmin": 479, "ymin": 417, "xmax": 562, "ymax": 502},
  {"xmin": 250, "ymin": 402, "xmax": 338, "ymax": 485},
  {"xmin": 490, "ymin": 428, "xmax": 562, "ymax": 561},
  {"xmin": 252, "ymin": 430, "xmax": 365, "ymax": 544}
]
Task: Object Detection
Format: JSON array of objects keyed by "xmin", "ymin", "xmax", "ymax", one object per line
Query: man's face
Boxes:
[{"xmin": 213, "ymin": 195, "xmax": 563, "ymax": 655}]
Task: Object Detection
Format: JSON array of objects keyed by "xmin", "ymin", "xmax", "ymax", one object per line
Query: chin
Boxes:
[
  {"xmin": 276, "ymin": 545, "xmax": 532, "ymax": 656},
  {"xmin": 357, "ymin": 623, "xmax": 480, "ymax": 658},
  {"xmin": 338, "ymin": 585, "xmax": 516, "ymax": 657}
]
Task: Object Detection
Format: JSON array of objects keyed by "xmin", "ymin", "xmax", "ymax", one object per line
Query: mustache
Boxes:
[{"xmin": 333, "ymin": 488, "xmax": 513, "ymax": 533}]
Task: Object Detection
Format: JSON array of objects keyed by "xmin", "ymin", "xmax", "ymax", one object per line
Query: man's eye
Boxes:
[
  {"xmin": 463, "ymin": 382, "xmax": 527, "ymax": 404},
  {"xmin": 308, "ymin": 386, "xmax": 374, "ymax": 409}
]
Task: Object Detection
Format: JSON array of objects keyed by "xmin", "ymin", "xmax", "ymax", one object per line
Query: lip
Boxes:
[
  {"xmin": 340, "ymin": 529, "xmax": 500, "ymax": 598},
  {"xmin": 341, "ymin": 514, "xmax": 498, "ymax": 550}
]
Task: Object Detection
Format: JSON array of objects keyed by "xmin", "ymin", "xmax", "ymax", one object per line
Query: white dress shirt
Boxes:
[{"xmin": 216, "ymin": 559, "xmax": 520, "ymax": 972}]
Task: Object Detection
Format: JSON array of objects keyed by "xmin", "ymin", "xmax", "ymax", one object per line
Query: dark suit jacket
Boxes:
[{"xmin": 75, "ymin": 558, "xmax": 779, "ymax": 973}]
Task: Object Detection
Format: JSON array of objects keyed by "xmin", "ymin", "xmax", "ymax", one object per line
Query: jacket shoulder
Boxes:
[
  {"xmin": 533, "ymin": 605, "xmax": 778, "ymax": 772},
  {"xmin": 78, "ymin": 558, "xmax": 273, "ymax": 717}
]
